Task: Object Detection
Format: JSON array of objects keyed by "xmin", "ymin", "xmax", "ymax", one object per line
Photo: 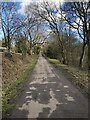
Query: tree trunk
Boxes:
[
  {"xmin": 87, "ymin": 22, "xmax": 90, "ymax": 72},
  {"xmin": 2, "ymin": 22, "xmax": 7, "ymax": 47},
  {"xmin": 61, "ymin": 45, "xmax": 66, "ymax": 64},
  {"xmin": 7, "ymin": 32, "xmax": 11, "ymax": 53},
  {"xmin": 29, "ymin": 31, "xmax": 32, "ymax": 55},
  {"xmin": 88, "ymin": 40, "xmax": 90, "ymax": 71},
  {"xmin": 57, "ymin": 32, "xmax": 66, "ymax": 64},
  {"xmin": 58, "ymin": 36, "xmax": 66, "ymax": 64},
  {"xmin": 79, "ymin": 42, "xmax": 86, "ymax": 68}
]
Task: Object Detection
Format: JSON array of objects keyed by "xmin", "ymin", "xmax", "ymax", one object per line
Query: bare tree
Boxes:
[
  {"xmin": 23, "ymin": 5, "xmax": 42, "ymax": 54},
  {"xmin": 61, "ymin": 1, "xmax": 90, "ymax": 68},
  {"xmin": 1, "ymin": 2, "xmax": 24, "ymax": 53},
  {"xmin": 88, "ymin": 22, "xmax": 90, "ymax": 72},
  {"xmin": 29, "ymin": 1, "xmax": 66, "ymax": 64}
]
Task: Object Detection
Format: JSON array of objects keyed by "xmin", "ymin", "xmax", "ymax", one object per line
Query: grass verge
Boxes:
[
  {"xmin": 2, "ymin": 55, "xmax": 38, "ymax": 117},
  {"xmin": 48, "ymin": 58, "xmax": 88, "ymax": 97}
]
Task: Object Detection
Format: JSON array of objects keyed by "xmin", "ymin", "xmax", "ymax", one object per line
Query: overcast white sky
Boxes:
[
  {"xmin": 18, "ymin": 0, "xmax": 64, "ymax": 15},
  {"xmin": 16, "ymin": 0, "xmax": 88, "ymax": 15}
]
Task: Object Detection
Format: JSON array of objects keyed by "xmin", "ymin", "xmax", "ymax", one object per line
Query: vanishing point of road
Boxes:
[{"xmin": 11, "ymin": 54, "xmax": 88, "ymax": 118}]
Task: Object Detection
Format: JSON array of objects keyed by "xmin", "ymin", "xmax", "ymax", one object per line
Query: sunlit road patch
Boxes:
[
  {"xmin": 18, "ymin": 88, "xmax": 61, "ymax": 118},
  {"xmin": 11, "ymin": 55, "xmax": 88, "ymax": 118}
]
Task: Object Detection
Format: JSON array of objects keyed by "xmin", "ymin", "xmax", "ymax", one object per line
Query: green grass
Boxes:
[
  {"xmin": 48, "ymin": 58, "xmax": 88, "ymax": 96},
  {"xmin": 2, "ymin": 55, "xmax": 38, "ymax": 116},
  {"xmin": 48, "ymin": 58, "xmax": 59, "ymax": 64}
]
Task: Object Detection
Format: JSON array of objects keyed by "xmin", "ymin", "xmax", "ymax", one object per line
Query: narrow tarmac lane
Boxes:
[{"xmin": 11, "ymin": 54, "xmax": 88, "ymax": 118}]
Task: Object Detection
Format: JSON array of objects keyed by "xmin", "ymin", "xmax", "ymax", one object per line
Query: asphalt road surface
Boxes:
[{"xmin": 11, "ymin": 54, "xmax": 88, "ymax": 118}]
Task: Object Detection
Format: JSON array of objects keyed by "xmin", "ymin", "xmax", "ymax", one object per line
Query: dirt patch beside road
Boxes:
[
  {"xmin": 2, "ymin": 53, "xmax": 33, "ymax": 85},
  {"xmin": 2, "ymin": 53, "xmax": 38, "ymax": 117}
]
